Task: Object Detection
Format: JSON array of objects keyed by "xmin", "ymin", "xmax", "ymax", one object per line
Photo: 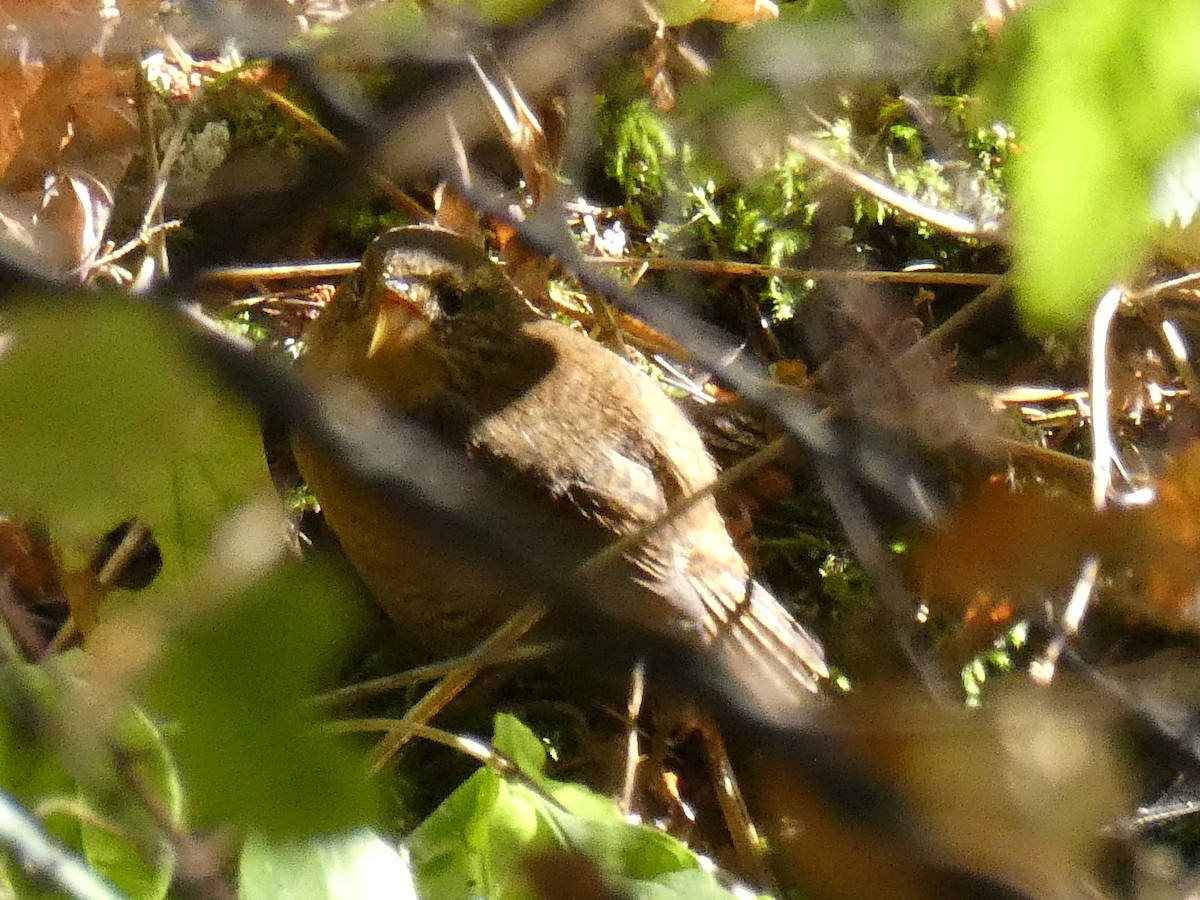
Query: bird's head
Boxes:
[
  {"xmin": 302, "ymin": 226, "xmax": 538, "ymax": 410},
  {"xmin": 345, "ymin": 227, "xmax": 530, "ymax": 359}
]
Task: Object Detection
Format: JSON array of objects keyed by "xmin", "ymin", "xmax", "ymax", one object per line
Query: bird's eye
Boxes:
[{"xmin": 438, "ymin": 288, "xmax": 466, "ymax": 318}]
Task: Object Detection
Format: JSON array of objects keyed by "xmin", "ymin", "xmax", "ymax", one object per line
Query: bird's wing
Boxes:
[{"xmin": 456, "ymin": 321, "xmax": 827, "ymax": 705}]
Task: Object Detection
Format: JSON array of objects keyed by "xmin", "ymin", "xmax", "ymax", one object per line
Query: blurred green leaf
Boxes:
[
  {"xmin": 466, "ymin": 0, "xmax": 552, "ymax": 24},
  {"xmin": 0, "ymin": 660, "xmax": 181, "ymax": 900},
  {"xmin": 0, "ymin": 662, "xmax": 81, "ymax": 890},
  {"xmin": 312, "ymin": 0, "xmax": 425, "ymax": 57},
  {"xmin": 77, "ymin": 709, "xmax": 180, "ymax": 900},
  {"xmin": 240, "ymin": 829, "xmax": 417, "ymax": 900},
  {"xmin": 985, "ymin": 0, "xmax": 1200, "ymax": 331},
  {"xmin": 142, "ymin": 556, "xmax": 377, "ymax": 836},
  {"xmin": 0, "ymin": 297, "xmax": 275, "ymax": 576},
  {"xmin": 658, "ymin": 0, "xmax": 711, "ymax": 26},
  {"xmin": 409, "ymin": 714, "xmax": 750, "ymax": 900}
]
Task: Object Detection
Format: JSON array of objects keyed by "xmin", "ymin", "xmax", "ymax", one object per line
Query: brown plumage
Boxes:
[{"xmin": 292, "ymin": 225, "xmax": 826, "ymax": 709}]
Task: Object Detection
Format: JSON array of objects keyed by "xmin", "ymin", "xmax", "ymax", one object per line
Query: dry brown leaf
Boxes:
[
  {"xmin": 916, "ymin": 441, "xmax": 1200, "ymax": 636},
  {"xmin": 0, "ymin": 56, "xmax": 80, "ymax": 190},
  {"xmin": 747, "ymin": 684, "xmax": 1128, "ymax": 900},
  {"xmin": 0, "ymin": 46, "xmax": 137, "ymax": 277},
  {"xmin": 1104, "ymin": 442, "xmax": 1200, "ymax": 626},
  {"xmin": 432, "ymin": 183, "xmax": 485, "ymax": 247},
  {"xmin": 40, "ymin": 169, "xmax": 114, "ymax": 272},
  {"xmin": 0, "ymin": 517, "xmax": 60, "ymax": 605},
  {"xmin": 0, "ymin": 60, "xmax": 45, "ymax": 177},
  {"xmin": 911, "ymin": 480, "xmax": 1101, "ymax": 614},
  {"xmin": 498, "ymin": 236, "xmax": 559, "ymax": 307},
  {"xmin": 638, "ymin": 30, "xmax": 676, "ymax": 113}
]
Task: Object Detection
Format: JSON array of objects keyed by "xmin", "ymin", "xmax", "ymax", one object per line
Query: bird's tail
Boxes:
[{"xmin": 697, "ymin": 572, "xmax": 829, "ymax": 721}]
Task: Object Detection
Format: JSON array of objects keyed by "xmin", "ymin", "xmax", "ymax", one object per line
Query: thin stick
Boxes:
[
  {"xmin": 312, "ymin": 641, "xmax": 556, "ymax": 707},
  {"xmin": 0, "ymin": 789, "xmax": 125, "ymax": 900},
  {"xmin": 1157, "ymin": 317, "xmax": 1200, "ymax": 402},
  {"xmin": 128, "ymin": 81, "xmax": 206, "ymax": 289},
  {"xmin": 253, "ymin": 86, "xmax": 431, "ymax": 223},
  {"xmin": 113, "ymin": 749, "xmax": 234, "ymax": 900},
  {"xmin": 701, "ymin": 724, "xmax": 779, "ymax": 895},
  {"xmin": 789, "ymin": 135, "xmax": 999, "ymax": 240},
  {"xmin": 618, "ymin": 661, "xmax": 645, "ymax": 816},
  {"xmin": 1090, "ymin": 288, "xmax": 1125, "ymax": 510},
  {"xmin": 584, "ymin": 254, "xmax": 1001, "ymax": 287},
  {"xmin": 900, "ymin": 275, "xmax": 1010, "ymax": 366},
  {"xmin": 575, "ymin": 436, "xmax": 791, "ymax": 581},
  {"xmin": 1030, "ymin": 556, "xmax": 1099, "ymax": 686},
  {"xmin": 369, "ymin": 601, "xmax": 547, "ymax": 770},
  {"xmin": 339, "ymin": 718, "xmax": 568, "ymax": 812},
  {"xmin": 1130, "ymin": 270, "xmax": 1200, "ymax": 300},
  {"xmin": 1032, "ymin": 286, "xmax": 1125, "ymax": 685},
  {"xmin": 996, "ymin": 438, "xmax": 1092, "ymax": 485},
  {"xmin": 198, "ymin": 261, "xmax": 358, "ymax": 285},
  {"xmin": 132, "ymin": 68, "xmax": 169, "ymax": 282},
  {"xmin": 202, "ymin": 257, "xmax": 1001, "ymax": 289}
]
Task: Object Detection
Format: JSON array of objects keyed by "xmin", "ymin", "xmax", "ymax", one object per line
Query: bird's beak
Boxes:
[{"xmin": 366, "ymin": 293, "xmax": 432, "ymax": 359}]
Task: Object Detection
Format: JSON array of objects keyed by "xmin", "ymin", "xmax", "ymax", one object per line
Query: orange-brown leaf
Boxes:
[{"xmin": 911, "ymin": 482, "xmax": 1100, "ymax": 613}]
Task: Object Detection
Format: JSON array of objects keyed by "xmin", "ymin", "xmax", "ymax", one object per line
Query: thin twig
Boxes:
[
  {"xmin": 618, "ymin": 661, "xmax": 645, "ymax": 817},
  {"xmin": 789, "ymin": 135, "xmax": 999, "ymax": 240},
  {"xmin": 1030, "ymin": 556, "xmax": 1099, "ymax": 687},
  {"xmin": 312, "ymin": 641, "xmax": 557, "ymax": 707},
  {"xmin": 337, "ymin": 718, "xmax": 569, "ymax": 812},
  {"xmin": 996, "ymin": 438, "xmax": 1092, "ymax": 486},
  {"xmin": 113, "ymin": 750, "xmax": 234, "ymax": 900},
  {"xmin": 585, "ymin": 254, "xmax": 1002, "ymax": 286},
  {"xmin": 900, "ymin": 274, "xmax": 1010, "ymax": 366},
  {"xmin": 577, "ymin": 435, "xmax": 791, "ymax": 581},
  {"xmin": 701, "ymin": 723, "xmax": 779, "ymax": 896},
  {"xmin": 1156, "ymin": 316, "xmax": 1200, "ymax": 403},
  {"xmin": 252, "ymin": 85, "xmax": 432, "ymax": 223},
  {"xmin": 1130, "ymin": 270, "xmax": 1200, "ymax": 300},
  {"xmin": 369, "ymin": 601, "xmax": 547, "ymax": 769},
  {"xmin": 94, "ymin": 522, "xmax": 150, "ymax": 590},
  {"xmin": 1090, "ymin": 287, "xmax": 1126, "ymax": 510},
  {"xmin": 88, "ymin": 222, "xmax": 183, "ymax": 274},
  {"xmin": 132, "ymin": 82, "xmax": 207, "ymax": 289},
  {"xmin": 198, "ymin": 261, "xmax": 358, "ymax": 285},
  {"xmin": 1031, "ymin": 286, "xmax": 1125, "ymax": 685},
  {"xmin": 0, "ymin": 789, "xmax": 125, "ymax": 900},
  {"xmin": 201, "ymin": 257, "xmax": 1001, "ymax": 290},
  {"xmin": 132, "ymin": 68, "xmax": 170, "ymax": 284}
]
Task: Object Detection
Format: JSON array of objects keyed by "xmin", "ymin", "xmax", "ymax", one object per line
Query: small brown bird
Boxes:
[{"xmin": 292, "ymin": 226, "xmax": 826, "ymax": 709}]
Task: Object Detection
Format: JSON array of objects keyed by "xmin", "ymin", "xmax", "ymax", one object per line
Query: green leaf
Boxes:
[
  {"xmin": 0, "ymin": 660, "xmax": 181, "ymax": 900},
  {"xmin": 408, "ymin": 714, "xmax": 750, "ymax": 900},
  {"xmin": 465, "ymin": 0, "xmax": 552, "ymax": 24},
  {"xmin": 78, "ymin": 710, "xmax": 182, "ymax": 900},
  {"xmin": 657, "ymin": 0, "xmax": 711, "ymax": 26},
  {"xmin": 0, "ymin": 662, "xmax": 82, "ymax": 898},
  {"xmin": 240, "ymin": 829, "xmax": 417, "ymax": 900},
  {"xmin": 141, "ymin": 556, "xmax": 377, "ymax": 836},
  {"xmin": 985, "ymin": 0, "xmax": 1200, "ymax": 331},
  {"xmin": 0, "ymin": 296, "xmax": 276, "ymax": 578}
]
